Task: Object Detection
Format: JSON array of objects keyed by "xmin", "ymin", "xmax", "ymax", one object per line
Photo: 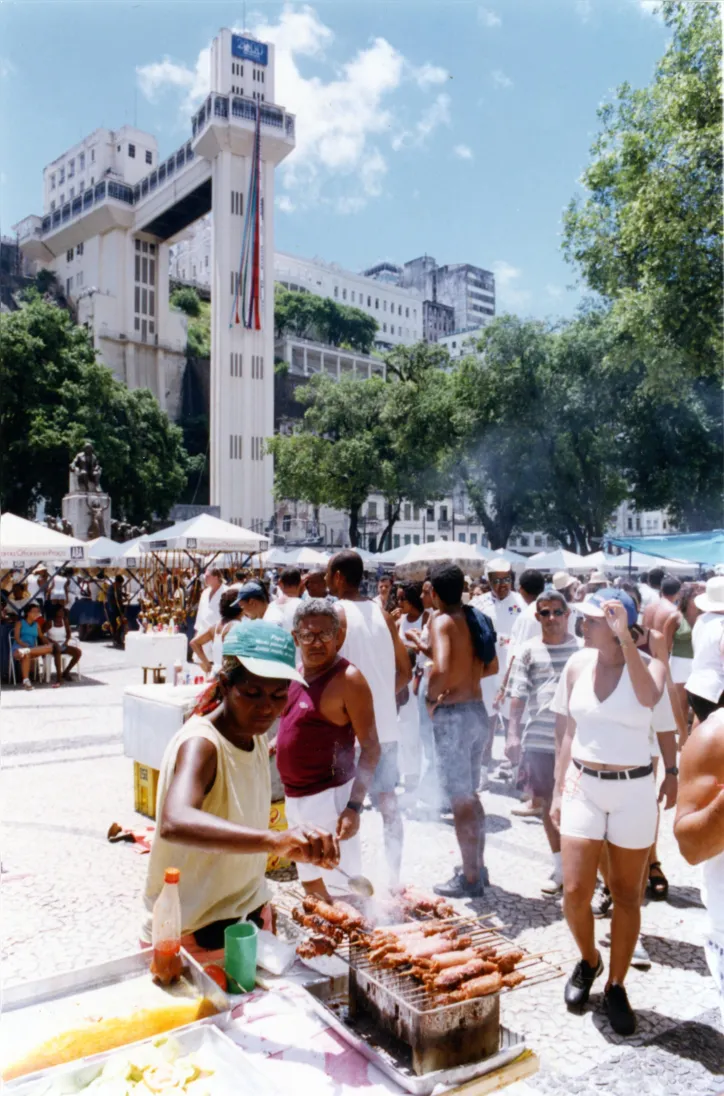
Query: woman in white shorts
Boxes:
[{"xmin": 551, "ymin": 588, "xmax": 666, "ymax": 1036}]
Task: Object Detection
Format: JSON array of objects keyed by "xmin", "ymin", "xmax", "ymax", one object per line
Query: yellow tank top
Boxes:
[{"xmin": 141, "ymin": 715, "xmax": 271, "ymax": 942}]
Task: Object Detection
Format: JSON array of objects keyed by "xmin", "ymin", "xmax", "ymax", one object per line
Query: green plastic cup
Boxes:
[{"xmin": 224, "ymin": 921, "xmax": 258, "ymax": 992}]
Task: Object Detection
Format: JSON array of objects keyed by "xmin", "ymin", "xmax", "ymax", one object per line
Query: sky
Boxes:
[{"xmin": 0, "ymin": 0, "xmax": 670, "ymax": 320}]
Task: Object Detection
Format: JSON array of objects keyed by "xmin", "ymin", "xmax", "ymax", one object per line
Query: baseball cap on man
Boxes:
[
  {"xmin": 574, "ymin": 587, "xmax": 638, "ymax": 629},
  {"xmin": 223, "ymin": 620, "xmax": 306, "ymax": 685},
  {"xmin": 232, "ymin": 580, "xmax": 267, "ymax": 607},
  {"xmin": 486, "ymin": 557, "xmax": 512, "ymax": 576}
]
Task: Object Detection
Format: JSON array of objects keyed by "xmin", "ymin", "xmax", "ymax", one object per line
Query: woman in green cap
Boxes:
[{"xmin": 141, "ymin": 620, "xmax": 340, "ymax": 949}]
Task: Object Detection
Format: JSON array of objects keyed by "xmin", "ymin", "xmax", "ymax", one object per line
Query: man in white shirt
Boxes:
[
  {"xmin": 194, "ymin": 568, "xmax": 227, "ymax": 650},
  {"xmin": 639, "ymin": 567, "xmax": 665, "ymax": 610},
  {"xmin": 264, "ymin": 567, "xmax": 304, "ymax": 634},
  {"xmin": 685, "ymin": 577, "xmax": 724, "ymax": 724}
]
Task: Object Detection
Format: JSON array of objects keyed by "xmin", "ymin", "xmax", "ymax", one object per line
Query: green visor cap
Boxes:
[{"xmin": 222, "ymin": 619, "xmax": 306, "ymax": 686}]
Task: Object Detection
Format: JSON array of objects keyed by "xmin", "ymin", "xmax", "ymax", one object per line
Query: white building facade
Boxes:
[{"xmin": 16, "ymin": 28, "xmax": 295, "ymax": 530}]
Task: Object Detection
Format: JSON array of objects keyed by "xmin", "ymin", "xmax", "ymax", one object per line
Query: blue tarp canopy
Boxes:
[{"xmin": 607, "ymin": 531, "xmax": 724, "ymax": 567}]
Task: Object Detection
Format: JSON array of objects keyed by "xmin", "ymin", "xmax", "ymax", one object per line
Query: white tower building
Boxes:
[{"xmin": 15, "ymin": 28, "xmax": 294, "ymax": 530}]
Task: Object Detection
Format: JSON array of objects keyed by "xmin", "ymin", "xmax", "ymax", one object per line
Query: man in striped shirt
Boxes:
[{"xmin": 505, "ymin": 589, "xmax": 581, "ymax": 896}]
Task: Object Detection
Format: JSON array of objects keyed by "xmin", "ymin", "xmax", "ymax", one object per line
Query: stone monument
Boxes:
[{"xmin": 61, "ymin": 442, "xmax": 112, "ymax": 541}]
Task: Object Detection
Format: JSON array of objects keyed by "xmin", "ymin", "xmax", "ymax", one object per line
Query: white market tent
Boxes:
[
  {"xmin": 85, "ymin": 536, "xmax": 128, "ymax": 567},
  {"xmin": 394, "ymin": 539, "xmax": 494, "ymax": 579},
  {"xmin": 603, "ymin": 551, "xmax": 694, "ymax": 575},
  {"xmin": 374, "ymin": 543, "xmax": 418, "ymax": 565},
  {"xmin": 142, "ymin": 513, "xmax": 268, "ymax": 555},
  {"xmin": 526, "ymin": 548, "xmax": 589, "ymax": 574},
  {"xmin": 115, "ymin": 535, "xmax": 151, "ymax": 569},
  {"xmin": 0, "ymin": 512, "xmax": 87, "ymax": 567}
]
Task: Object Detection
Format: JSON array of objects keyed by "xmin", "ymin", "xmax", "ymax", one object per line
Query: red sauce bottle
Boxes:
[{"xmin": 151, "ymin": 867, "xmax": 183, "ymax": 985}]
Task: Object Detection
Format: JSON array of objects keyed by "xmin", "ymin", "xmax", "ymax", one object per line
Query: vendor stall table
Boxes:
[{"xmin": 125, "ymin": 631, "xmax": 188, "ymax": 683}]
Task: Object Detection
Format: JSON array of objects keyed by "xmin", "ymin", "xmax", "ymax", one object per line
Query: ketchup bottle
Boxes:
[{"xmin": 151, "ymin": 867, "xmax": 183, "ymax": 985}]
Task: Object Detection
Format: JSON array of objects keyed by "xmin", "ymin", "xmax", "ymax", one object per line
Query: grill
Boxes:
[{"xmin": 280, "ymin": 898, "xmax": 564, "ymax": 1079}]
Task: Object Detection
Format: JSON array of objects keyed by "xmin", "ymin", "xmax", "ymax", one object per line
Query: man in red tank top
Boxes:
[{"xmin": 276, "ymin": 599, "xmax": 381, "ymax": 900}]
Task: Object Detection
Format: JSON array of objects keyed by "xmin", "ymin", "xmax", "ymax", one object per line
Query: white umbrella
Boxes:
[
  {"xmin": 142, "ymin": 513, "xmax": 268, "ymax": 555},
  {"xmin": 394, "ymin": 539, "xmax": 493, "ymax": 579},
  {"xmin": 0, "ymin": 512, "xmax": 87, "ymax": 567},
  {"xmin": 287, "ymin": 546, "xmax": 331, "ymax": 568},
  {"xmin": 374, "ymin": 543, "xmax": 418, "ymax": 565},
  {"xmin": 526, "ymin": 547, "xmax": 588, "ymax": 573}
]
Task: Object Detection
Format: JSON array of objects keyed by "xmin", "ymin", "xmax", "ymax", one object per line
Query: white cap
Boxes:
[{"xmin": 486, "ymin": 557, "xmax": 512, "ymax": 576}]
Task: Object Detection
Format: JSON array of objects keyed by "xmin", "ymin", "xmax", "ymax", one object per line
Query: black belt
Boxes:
[{"xmin": 573, "ymin": 760, "xmax": 653, "ymax": 781}]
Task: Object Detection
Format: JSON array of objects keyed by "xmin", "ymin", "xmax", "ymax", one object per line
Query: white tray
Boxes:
[{"xmin": 7, "ymin": 1023, "xmax": 282, "ymax": 1096}]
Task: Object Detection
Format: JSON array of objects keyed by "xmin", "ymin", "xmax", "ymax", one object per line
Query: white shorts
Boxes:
[
  {"xmin": 560, "ymin": 763, "xmax": 657, "ymax": 849},
  {"xmin": 284, "ymin": 779, "xmax": 361, "ymax": 885},
  {"xmin": 670, "ymin": 655, "xmax": 693, "ymax": 685}
]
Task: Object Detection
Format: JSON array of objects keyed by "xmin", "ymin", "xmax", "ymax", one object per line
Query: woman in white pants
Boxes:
[{"xmin": 551, "ymin": 588, "xmax": 666, "ymax": 1036}]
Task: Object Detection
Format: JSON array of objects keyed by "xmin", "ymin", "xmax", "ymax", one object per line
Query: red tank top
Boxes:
[{"xmin": 276, "ymin": 658, "xmax": 356, "ymax": 798}]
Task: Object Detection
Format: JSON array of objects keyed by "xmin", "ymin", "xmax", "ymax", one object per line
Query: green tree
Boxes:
[
  {"xmin": 170, "ymin": 286, "xmax": 202, "ymax": 317},
  {"xmin": 0, "ymin": 293, "xmax": 189, "ymax": 523},
  {"xmin": 267, "ymin": 375, "xmax": 388, "ymax": 546},
  {"xmin": 562, "ymin": 1, "xmax": 722, "ymax": 390},
  {"xmin": 274, "ymin": 286, "xmax": 378, "ymax": 354}
]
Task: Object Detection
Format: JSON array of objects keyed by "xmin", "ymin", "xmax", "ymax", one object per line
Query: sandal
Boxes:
[{"xmin": 648, "ymin": 861, "xmax": 669, "ymax": 901}]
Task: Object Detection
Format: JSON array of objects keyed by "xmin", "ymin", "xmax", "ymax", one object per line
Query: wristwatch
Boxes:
[
  {"xmin": 346, "ymin": 800, "xmax": 363, "ymax": 814},
  {"xmin": 665, "ymin": 766, "xmax": 679, "ymax": 777}
]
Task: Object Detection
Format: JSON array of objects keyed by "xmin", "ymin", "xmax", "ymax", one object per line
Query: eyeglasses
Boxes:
[
  {"xmin": 489, "ymin": 576, "xmax": 511, "ymax": 585},
  {"xmin": 538, "ymin": 608, "xmax": 567, "ymax": 618},
  {"xmin": 297, "ymin": 630, "xmax": 336, "ymax": 645}
]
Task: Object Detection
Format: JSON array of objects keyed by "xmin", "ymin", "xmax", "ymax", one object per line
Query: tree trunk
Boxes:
[
  {"xmin": 378, "ymin": 502, "xmax": 402, "ymax": 553},
  {"xmin": 348, "ymin": 504, "xmax": 360, "ymax": 547}
]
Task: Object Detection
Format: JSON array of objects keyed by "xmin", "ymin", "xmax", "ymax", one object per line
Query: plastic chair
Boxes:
[{"xmin": 8, "ymin": 634, "xmax": 42, "ymax": 686}]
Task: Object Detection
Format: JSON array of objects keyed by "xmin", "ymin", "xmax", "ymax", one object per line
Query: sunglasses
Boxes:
[
  {"xmin": 489, "ymin": 575, "xmax": 511, "ymax": 585},
  {"xmin": 297, "ymin": 630, "xmax": 336, "ymax": 645},
  {"xmin": 538, "ymin": 608, "xmax": 567, "ymax": 618}
]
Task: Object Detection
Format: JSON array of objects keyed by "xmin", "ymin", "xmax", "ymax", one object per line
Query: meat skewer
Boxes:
[
  {"xmin": 297, "ymin": 934, "xmax": 337, "ymax": 959},
  {"xmin": 404, "ymin": 934, "xmax": 472, "ymax": 960},
  {"xmin": 502, "ymin": 971, "xmax": 526, "ymax": 988},
  {"xmin": 443, "ymin": 971, "xmax": 503, "ymax": 1002},
  {"xmin": 496, "ymin": 950, "xmax": 525, "ymax": 975},
  {"xmin": 291, "ymin": 908, "xmax": 344, "ymax": 944},
  {"xmin": 302, "ymin": 894, "xmax": 365, "ymax": 930},
  {"xmin": 428, "ymin": 958, "xmax": 498, "ymax": 991}
]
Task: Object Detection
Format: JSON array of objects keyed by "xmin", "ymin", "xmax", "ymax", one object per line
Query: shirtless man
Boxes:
[
  {"xmin": 427, "ymin": 563, "xmax": 498, "ymax": 897},
  {"xmin": 643, "ymin": 575, "xmax": 681, "ymax": 651}
]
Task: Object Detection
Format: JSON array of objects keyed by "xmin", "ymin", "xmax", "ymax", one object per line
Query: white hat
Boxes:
[
  {"xmin": 588, "ymin": 571, "xmax": 608, "ymax": 585},
  {"xmin": 694, "ymin": 576, "xmax": 724, "ymax": 614},
  {"xmin": 552, "ymin": 571, "xmax": 574, "ymax": 591},
  {"xmin": 486, "ymin": 557, "xmax": 512, "ymax": 576}
]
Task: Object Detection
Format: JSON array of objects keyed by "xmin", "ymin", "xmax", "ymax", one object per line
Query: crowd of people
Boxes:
[{"xmin": 139, "ymin": 550, "xmax": 724, "ymax": 1039}]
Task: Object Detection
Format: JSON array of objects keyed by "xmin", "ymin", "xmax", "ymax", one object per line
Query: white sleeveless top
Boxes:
[
  {"xmin": 339, "ymin": 599, "xmax": 398, "ymax": 744},
  {"xmin": 553, "ymin": 649, "xmax": 654, "ymax": 767},
  {"xmin": 141, "ymin": 715, "xmax": 271, "ymax": 941}
]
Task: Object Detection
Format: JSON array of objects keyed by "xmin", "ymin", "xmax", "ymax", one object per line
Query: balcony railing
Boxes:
[{"xmin": 192, "ymin": 91, "xmax": 295, "ymax": 141}]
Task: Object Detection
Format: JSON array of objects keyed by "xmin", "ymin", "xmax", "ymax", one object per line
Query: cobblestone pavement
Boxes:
[{"xmin": 1, "ymin": 639, "xmax": 722, "ymax": 1095}]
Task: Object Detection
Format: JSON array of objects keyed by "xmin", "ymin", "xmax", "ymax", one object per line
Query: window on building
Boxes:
[
  {"xmin": 76, "ymin": 271, "xmax": 83, "ymax": 288},
  {"xmin": 281, "ymin": 514, "xmax": 292, "ymax": 533},
  {"xmin": 426, "ymin": 506, "xmax": 435, "ymax": 521},
  {"xmin": 404, "ymin": 535, "xmax": 411, "ymax": 545},
  {"xmin": 413, "ymin": 534, "xmax": 420, "ymax": 545},
  {"xmin": 66, "ymin": 276, "xmax": 73, "ymax": 294},
  {"xmin": 627, "ymin": 517, "xmax": 633, "ymax": 531},
  {"xmin": 76, "ymin": 242, "xmax": 84, "ymax": 256},
  {"xmin": 90, "ymin": 176, "xmax": 94, "ymax": 186},
  {"xmin": 351, "ymin": 291, "xmax": 355, "ymax": 302},
  {"xmin": 636, "ymin": 517, "xmax": 641, "ymax": 530},
  {"xmin": 342, "ymin": 288, "xmax": 347, "ymax": 300},
  {"xmin": 50, "ymin": 173, "xmax": 56, "ymax": 190},
  {"xmin": 404, "ymin": 503, "xmax": 411, "ymax": 521},
  {"xmin": 383, "ymin": 323, "xmax": 387, "ymax": 332},
  {"xmin": 405, "ymin": 307, "xmax": 409, "ymax": 318},
  {"xmin": 50, "ymin": 200, "xmax": 55, "ymax": 211},
  {"xmin": 79, "ymin": 179, "xmax": 84, "ymax": 193},
  {"xmin": 90, "ymin": 148, "xmax": 95, "ymax": 162},
  {"xmin": 413, "ymin": 507, "xmax": 420, "ymax": 521},
  {"xmin": 367, "ymin": 501, "xmax": 377, "ymax": 519},
  {"xmin": 458, "ymin": 533, "xmax": 466, "ymax": 542},
  {"xmin": 375, "ymin": 298, "xmax": 379, "ymax": 309},
  {"xmin": 390, "ymin": 325, "xmax": 394, "ymax": 335},
  {"xmin": 145, "ymin": 149, "xmax": 152, "ymax": 165},
  {"xmin": 470, "ymin": 533, "xmax": 478, "ymax": 545},
  {"xmin": 520, "ymin": 535, "xmax": 530, "ymax": 547},
  {"xmin": 68, "ymin": 159, "xmax": 75, "ymax": 177},
  {"xmin": 367, "ymin": 295, "xmax": 371, "ymax": 307},
  {"xmin": 334, "ymin": 285, "xmax": 339, "ymax": 298},
  {"xmin": 66, "ymin": 249, "xmax": 73, "ymax": 262},
  {"xmin": 60, "ymin": 193, "xmax": 65, "ymax": 204},
  {"xmin": 427, "ymin": 535, "xmax": 435, "ymax": 543},
  {"xmin": 59, "ymin": 167, "xmax": 65, "ymax": 183},
  {"xmin": 393, "ymin": 534, "xmax": 401, "ymax": 549},
  {"xmin": 440, "ymin": 506, "xmax": 448, "ymax": 522},
  {"xmin": 383, "ymin": 300, "xmax": 387, "ymax": 311},
  {"xmin": 398, "ymin": 304, "xmax": 402, "ymax": 315},
  {"xmin": 69, "ymin": 187, "xmax": 75, "ymax": 200},
  {"xmin": 79, "ymin": 152, "xmax": 85, "ymax": 171},
  {"xmin": 128, "ymin": 143, "xmax": 136, "ymax": 158}
]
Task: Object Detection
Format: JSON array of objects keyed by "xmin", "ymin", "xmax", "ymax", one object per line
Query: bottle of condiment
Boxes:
[
  {"xmin": 151, "ymin": 867, "xmax": 183, "ymax": 985},
  {"xmin": 173, "ymin": 660, "xmax": 183, "ymax": 687}
]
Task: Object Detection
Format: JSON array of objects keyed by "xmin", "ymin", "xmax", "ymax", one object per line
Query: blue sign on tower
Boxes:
[{"xmin": 232, "ymin": 35, "xmax": 269, "ymax": 66}]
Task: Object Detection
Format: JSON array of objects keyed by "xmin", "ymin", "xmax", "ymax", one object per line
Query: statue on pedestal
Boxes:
[
  {"xmin": 70, "ymin": 442, "xmax": 102, "ymax": 493},
  {"xmin": 87, "ymin": 498, "xmax": 110, "ymax": 539}
]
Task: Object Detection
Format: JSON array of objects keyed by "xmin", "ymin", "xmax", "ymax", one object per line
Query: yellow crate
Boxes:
[
  {"xmin": 266, "ymin": 799, "xmax": 291, "ymax": 872},
  {"xmin": 134, "ymin": 761, "xmax": 160, "ymax": 820}
]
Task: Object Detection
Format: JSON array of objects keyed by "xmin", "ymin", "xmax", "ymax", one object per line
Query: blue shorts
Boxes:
[
  {"xmin": 370, "ymin": 742, "xmax": 399, "ymax": 797},
  {"xmin": 433, "ymin": 701, "xmax": 487, "ymax": 801}
]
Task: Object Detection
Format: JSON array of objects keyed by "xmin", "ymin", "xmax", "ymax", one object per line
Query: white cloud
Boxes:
[
  {"xmin": 276, "ymin": 195, "xmax": 296, "ymax": 213},
  {"xmin": 410, "ymin": 62, "xmax": 449, "ymax": 88},
  {"xmin": 492, "ymin": 260, "xmax": 531, "ymax": 311},
  {"xmin": 637, "ymin": 0, "xmax": 662, "ymax": 15},
  {"xmin": 391, "ymin": 93, "xmax": 451, "ymax": 151},
  {"xmin": 454, "ymin": 144, "xmax": 474, "ymax": 161},
  {"xmin": 138, "ymin": 5, "xmax": 449, "ymax": 213},
  {"xmin": 546, "ymin": 283, "xmax": 564, "ymax": 299},
  {"xmin": 478, "ymin": 8, "xmax": 502, "ymax": 27},
  {"xmin": 491, "ymin": 69, "xmax": 513, "ymax": 90}
]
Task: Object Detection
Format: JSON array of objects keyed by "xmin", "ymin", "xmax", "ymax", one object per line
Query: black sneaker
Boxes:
[
  {"xmin": 591, "ymin": 880, "xmax": 612, "ymax": 918},
  {"xmin": 433, "ymin": 874, "xmax": 485, "ymax": 899},
  {"xmin": 604, "ymin": 983, "xmax": 636, "ymax": 1035},
  {"xmin": 453, "ymin": 864, "xmax": 490, "ymax": 887},
  {"xmin": 564, "ymin": 952, "xmax": 603, "ymax": 1011}
]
